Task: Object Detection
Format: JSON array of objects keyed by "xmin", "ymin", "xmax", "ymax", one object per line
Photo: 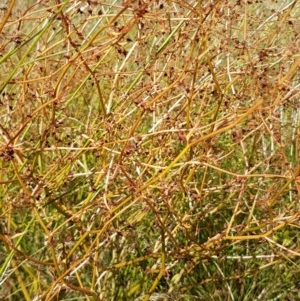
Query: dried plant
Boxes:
[{"xmin": 0, "ymin": 0, "xmax": 299, "ymax": 300}]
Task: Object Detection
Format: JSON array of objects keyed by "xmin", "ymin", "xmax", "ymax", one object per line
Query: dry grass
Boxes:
[{"xmin": 0, "ymin": 0, "xmax": 299, "ymax": 300}]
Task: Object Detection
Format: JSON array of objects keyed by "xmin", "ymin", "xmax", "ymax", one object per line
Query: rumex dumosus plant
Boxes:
[{"xmin": 0, "ymin": 0, "xmax": 299, "ymax": 300}]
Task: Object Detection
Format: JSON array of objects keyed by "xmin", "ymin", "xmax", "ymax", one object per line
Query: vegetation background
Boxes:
[{"xmin": 0, "ymin": 0, "xmax": 299, "ymax": 300}]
